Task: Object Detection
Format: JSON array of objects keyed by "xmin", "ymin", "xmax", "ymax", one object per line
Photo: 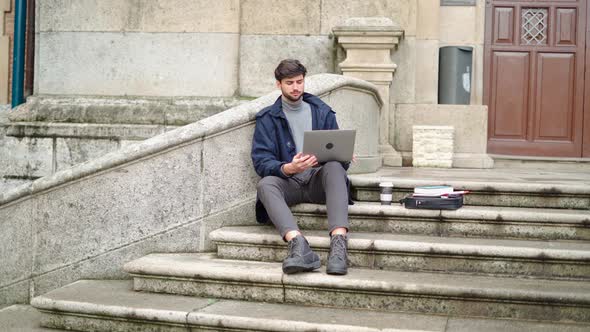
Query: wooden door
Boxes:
[{"xmin": 484, "ymin": 0, "xmax": 588, "ymax": 157}]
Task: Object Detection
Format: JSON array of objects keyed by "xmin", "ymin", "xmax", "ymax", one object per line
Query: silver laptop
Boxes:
[{"xmin": 302, "ymin": 130, "xmax": 356, "ymax": 163}]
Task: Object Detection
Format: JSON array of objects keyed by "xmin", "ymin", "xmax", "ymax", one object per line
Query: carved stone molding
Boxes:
[{"xmin": 333, "ymin": 17, "xmax": 405, "ymax": 166}]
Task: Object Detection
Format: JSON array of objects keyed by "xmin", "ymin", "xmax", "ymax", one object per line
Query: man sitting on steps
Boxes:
[{"xmin": 251, "ymin": 59, "xmax": 351, "ymax": 275}]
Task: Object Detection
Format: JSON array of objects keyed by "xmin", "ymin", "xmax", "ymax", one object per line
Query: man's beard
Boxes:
[{"xmin": 282, "ymin": 91, "xmax": 302, "ymax": 102}]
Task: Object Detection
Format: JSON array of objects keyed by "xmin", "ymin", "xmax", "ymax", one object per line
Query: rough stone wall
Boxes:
[{"xmin": 33, "ymin": 0, "xmax": 416, "ymax": 99}]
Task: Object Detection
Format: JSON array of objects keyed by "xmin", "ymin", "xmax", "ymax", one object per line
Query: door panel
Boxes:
[
  {"xmin": 485, "ymin": 0, "xmax": 588, "ymax": 157},
  {"xmin": 535, "ymin": 53, "xmax": 574, "ymax": 140},
  {"xmin": 491, "ymin": 52, "xmax": 529, "ymax": 138}
]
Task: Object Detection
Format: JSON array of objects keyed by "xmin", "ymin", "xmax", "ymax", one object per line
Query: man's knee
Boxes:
[
  {"xmin": 257, "ymin": 176, "xmax": 283, "ymax": 196},
  {"xmin": 322, "ymin": 161, "xmax": 345, "ymax": 175}
]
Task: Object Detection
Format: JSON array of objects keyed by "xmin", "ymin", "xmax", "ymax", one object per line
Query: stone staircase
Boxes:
[{"xmin": 26, "ymin": 167, "xmax": 590, "ymax": 331}]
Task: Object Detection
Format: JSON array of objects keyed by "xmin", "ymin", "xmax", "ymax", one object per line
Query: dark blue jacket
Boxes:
[{"xmin": 251, "ymin": 93, "xmax": 351, "ymax": 223}]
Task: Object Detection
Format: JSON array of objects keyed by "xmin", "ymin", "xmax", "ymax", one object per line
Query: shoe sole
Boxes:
[
  {"xmin": 326, "ymin": 268, "xmax": 347, "ymax": 275},
  {"xmin": 282, "ymin": 260, "xmax": 321, "ymax": 274}
]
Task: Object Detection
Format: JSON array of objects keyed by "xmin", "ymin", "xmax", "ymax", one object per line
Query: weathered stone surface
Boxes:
[
  {"xmin": 395, "ymin": 104, "xmax": 488, "ymax": 154},
  {"xmin": 414, "ymin": 39, "xmax": 439, "ymax": 103},
  {"xmin": 416, "ymin": 0, "xmax": 440, "ymax": 39},
  {"xmin": 38, "ymin": 0, "xmax": 141, "ymax": 32},
  {"xmin": 0, "ymin": 200, "xmax": 34, "ymax": 291},
  {"xmin": 140, "ymin": 0, "xmax": 240, "ymax": 33},
  {"xmin": 37, "ymin": 32, "xmax": 239, "ymax": 97},
  {"xmin": 295, "ymin": 202, "xmax": 590, "ymax": 241},
  {"xmin": 321, "ymin": 0, "xmax": 414, "ymax": 35},
  {"xmin": 8, "ymin": 95, "xmax": 245, "ymax": 125},
  {"xmin": 0, "ymin": 136, "xmax": 53, "ymax": 178},
  {"xmin": 55, "ymin": 138, "xmax": 120, "ymax": 172},
  {"xmin": 390, "ymin": 37, "xmax": 417, "ymax": 104},
  {"xmin": 241, "ymin": 0, "xmax": 320, "ymax": 35},
  {"xmin": 32, "ymin": 219, "xmax": 201, "ymax": 298},
  {"xmin": 28, "ymin": 280, "xmax": 451, "ymax": 332},
  {"xmin": 0, "ymin": 281, "xmax": 30, "ymax": 307},
  {"xmin": 0, "ymin": 305, "xmax": 57, "ymax": 332},
  {"xmin": 0, "ymin": 178, "xmax": 32, "ymax": 194},
  {"xmin": 212, "ymin": 225, "xmax": 590, "ymax": 279},
  {"xmin": 239, "ymin": 35, "xmax": 334, "ymax": 97},
  {"xmin": 39, "ymin": 0, "xmax": 240, "ymax": 33},
  {"xmin": 446, "ymin": 317, "xmax": 590, "ymax": 332},
  {"xmin": 33, "ymin": 143, "xmax": 203, "ymax": 276},
  {"xmin": 202, "ymin": 124, "xmax": 258, "ymax": 215},
  {"xmin": 124, "ymin": 254, "xmax": 590, "ymax": 322}
]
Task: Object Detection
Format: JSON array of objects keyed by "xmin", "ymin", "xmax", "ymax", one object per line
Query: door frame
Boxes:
[
  {"xmin": 584, "ymin": 0, "xmax": 590, "ymax": 157},
  {"xmin": 484, "ymin": 0, "xmax": 589, "ymax": 157}
]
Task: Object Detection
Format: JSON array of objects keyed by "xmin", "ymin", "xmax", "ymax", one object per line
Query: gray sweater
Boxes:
[{"xmin": 282, "ymin": 97, "xmax": 312, "ymax": 153}]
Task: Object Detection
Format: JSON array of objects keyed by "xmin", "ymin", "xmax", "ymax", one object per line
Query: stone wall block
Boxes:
[
  {"xmin": 391, "ymin": 37, "xmax": 417, "ymax": 104},
  {"xmin": 321, "ymin": 0, "xmax": 413, "ymax": 35},
  {"xmin": 32, "ymin": 143, "xmax": 203, "ymax": 275},
  {"xmin": 241, "ymin": 0, "xmax": 320, "ymax": 35},
  {"xmin": 38, "ymin": 0, "xmax": 140, "ymax": 32},
  {"xmin": 38, "ymin": 0, "xmax": 240, "ymax": 33},
  {"xmin": 55, "ymin": 138, "xmax": 120, "ymax": 172},
  {"xmin": 202, "ymin": 124, "xmax": 259, "ymax": 215},
  {"xmin": 37, "ymin": 32, "xmax": 239, "ymax": 97},
  {"xmin": 239, "ymin": 35, "xmax": 334, "ymax": 97},
  {"xmin": 412, "ymin": 125, "xmax": 454, "ymax": 168},
  {"xmin": 0, "ymin": 136, "xmax": 53, "ymax": 178},
  {"xmin": 140, "ymin": 0, "xmax": 240, "ymax": 33},
  {"xmin": 416, "ymin": 0, "xmax": 439, "ymax": 39},
  {"xmin": 415, "ymin": 39, "xmax": 439, "ymax": 104},
  {"xmin": 0, "ymin": 200, "xmax": 34, "ymax": 305},
  {"xmin": 439, "ymin": 6, "xmax": 478, "ymax": 44}
]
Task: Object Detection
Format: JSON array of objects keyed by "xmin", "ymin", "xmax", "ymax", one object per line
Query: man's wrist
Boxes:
[{"xmin": 282, "ymin": 163, "xmax": 293, "ymax": 176}]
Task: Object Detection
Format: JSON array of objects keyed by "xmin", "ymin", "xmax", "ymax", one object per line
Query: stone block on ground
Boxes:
[{"xmin": 413, "ymin": 125, "xmax": 454, "ymax": 168}]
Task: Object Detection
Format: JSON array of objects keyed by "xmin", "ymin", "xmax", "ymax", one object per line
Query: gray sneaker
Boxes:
[
  {"xmin": 282, "ymin": 235, "xmax": 321, "ymax": 274},
  {"xmin": 326, "ymin": 234, "xmax": 348, "ymax": 275}
]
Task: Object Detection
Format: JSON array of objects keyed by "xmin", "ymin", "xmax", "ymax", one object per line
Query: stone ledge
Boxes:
[
  {"xmin": 211, "ymin": 226, "xmax": 590, "ymax": 262},
  {"xmin": 124, "ymin": 253, "xmax": 590, "ymax": 322},
  {"xmin": 211, "ymin": 225, "xmax": 590, "ymax": 279},
  {"xmin": 293, "ymin": 202, "xmax": 590, "ymax": 241},
  {"xmin": 7, "ymin": 95, "xmax": 248, "ymax": 126},
  {"xmin": 31, "ymin": 280, "xmax": 448, "ymax": 332},
  {"xmin": 4, "ymin": 122, "xmax": 174, "ymax": 140}
]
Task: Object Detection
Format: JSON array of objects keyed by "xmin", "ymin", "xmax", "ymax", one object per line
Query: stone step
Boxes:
[
  {"xmin": 31, "ymin": 280, "xmax": 450, "ymax": 332},
  {"xmin": 124, "ymin": 253, "xmax": 590, "ymax": 323},
  {"xmin": 349, "ymin": 167, "xmax": 590, "ymax": 210},
  {"xmin": 28, "ymin": 280, "xmax": 590, "ymax": 332},
  {"xmin": 210, "ymin": 226, "xmax": 590, "ymax": 280},
  {"xmin": 293, "ymin": 202, "xmax": 590, "ymax": 241}
]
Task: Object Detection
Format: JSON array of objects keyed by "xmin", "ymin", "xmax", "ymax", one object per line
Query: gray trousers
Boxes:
[{"xmin": 256, "ymin": 161, "xmax": 349, "ymax": 239}]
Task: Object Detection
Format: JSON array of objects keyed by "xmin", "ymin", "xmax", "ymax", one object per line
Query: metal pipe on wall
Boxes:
[{"xmin": 11, "ymin": 0, "xmax": 26, "ymax": 108}]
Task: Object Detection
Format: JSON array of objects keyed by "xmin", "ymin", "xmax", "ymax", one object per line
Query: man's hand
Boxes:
[{"xmin": 282, "ymin": 153, "xmax": 318, "ymax": 175}]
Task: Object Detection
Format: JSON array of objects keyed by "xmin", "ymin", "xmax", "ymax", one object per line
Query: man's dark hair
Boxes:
[{"xmin": 274, "ymin": 59, "xmax": 307, "ymax": 81}]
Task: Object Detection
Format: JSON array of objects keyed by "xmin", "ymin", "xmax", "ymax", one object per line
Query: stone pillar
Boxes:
[
  {"xmin": 333, "ymin": 17, "xmax": 404, "ymax": 167},
  {"xmin": 0, "ymin": 0, "xmax": 11, "ymax": 104}
]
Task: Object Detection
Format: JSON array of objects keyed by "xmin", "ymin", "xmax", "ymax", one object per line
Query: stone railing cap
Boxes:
[{"xmin": 0, "ymin": 74, "xmax": 382, "ymax": 206}]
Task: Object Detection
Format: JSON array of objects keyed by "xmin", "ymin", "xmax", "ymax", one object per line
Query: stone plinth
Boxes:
[
  {"xmin": 413, "ymin": 125, "xmax": 454, "ymax": 168},
  {"xmin": 333, "ymin": 17, "xmax": 404, "ymax": 167}
]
